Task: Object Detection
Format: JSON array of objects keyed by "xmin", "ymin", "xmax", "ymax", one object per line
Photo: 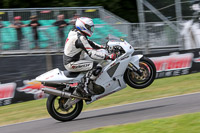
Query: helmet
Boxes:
[{"xmin": 75, "ymin": 17, "xmax": 94, "ymax": 37}]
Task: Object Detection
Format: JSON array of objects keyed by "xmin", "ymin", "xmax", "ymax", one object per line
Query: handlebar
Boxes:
[{"xmin": 106, "ymin": 45, "xmax": 125, "ymax": 57}]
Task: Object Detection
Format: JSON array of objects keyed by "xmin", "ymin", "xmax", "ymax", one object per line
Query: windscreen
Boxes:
[{"xmin": 107, "ymin": 34, "xmax": 124, "ymax": 42}]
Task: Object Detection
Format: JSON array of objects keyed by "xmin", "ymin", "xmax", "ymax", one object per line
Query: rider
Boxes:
[{"xmin": 63, "ymin": 17, "xmax": 116, "ymax": 96}]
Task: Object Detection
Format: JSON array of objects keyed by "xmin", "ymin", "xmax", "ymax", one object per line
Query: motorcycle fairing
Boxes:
[
  {"xmin": 129, "ymin": 55, "xmax": 143, "ymax": 69},
  {"xmin": 36, "ymin": 68, "xmax": 84, "ymax": 83}
]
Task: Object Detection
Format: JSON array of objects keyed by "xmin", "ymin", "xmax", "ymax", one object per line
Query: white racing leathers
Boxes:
[{"xmin": 63, "ymin": 29, "xmax": 106, "ymax": 72}]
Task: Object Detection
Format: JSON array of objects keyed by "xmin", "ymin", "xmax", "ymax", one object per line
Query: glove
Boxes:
[{"xmin": 105, "ymin": 53, "xmax": 116, "ymax": 61}]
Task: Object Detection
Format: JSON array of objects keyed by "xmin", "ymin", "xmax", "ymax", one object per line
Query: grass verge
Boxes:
[
  {"xmin": 74, "ymin": 112, "xmax": 200, "ymax": 133},
  {"xmin": 0, "ymin": 73, "xmax": 200, "ymax": 126}
]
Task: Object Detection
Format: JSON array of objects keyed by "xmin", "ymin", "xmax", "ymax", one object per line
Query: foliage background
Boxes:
[
  {"xmin": 0, "ymin": 0, "xmax": 138, "ymax": 22},
  {"xmin": 0, "ymin": 0, "xmax": 195, "ymax": 22}
]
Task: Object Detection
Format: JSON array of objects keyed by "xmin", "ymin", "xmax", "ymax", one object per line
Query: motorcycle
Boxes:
[{"xmin": 36, "ymin": 35, "xmax": 156, "ymax": 122}]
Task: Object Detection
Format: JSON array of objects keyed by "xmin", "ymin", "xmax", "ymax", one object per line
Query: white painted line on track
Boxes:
[{"xmin": 1, "ymin": 91, "xmax": 200, "ymax": 128}]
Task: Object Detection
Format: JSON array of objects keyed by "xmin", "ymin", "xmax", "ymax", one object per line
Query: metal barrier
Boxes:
[
  {"xmin": 101, "ymin": 22, "xmax": 182, "ymax": 52},
  {"xmin": 0, "ymin": 7, "xmax": 187, "ymax": 54},
  {"xmin": 0, "ymin": 22, "xmax": 183, "ymax": 53},
  {"xmin": 130, "ymin": 22, "xmax": 180, "ymax": 47}
]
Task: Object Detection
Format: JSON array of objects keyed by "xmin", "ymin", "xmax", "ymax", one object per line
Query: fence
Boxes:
[
  {"xmin": 0, "ymin": 6, "xmax": 130, "ymax": 51},
  {"xmin": 0, "ymin": 5, "xmax": 200, "ymax": 54},
  {"xmin": 129, "ymin": 22, "xmax": 181, "ymax": 52},
  {"xmin": 0, "ymin": 22, "xmax": 181, "ymax": 52},
  {"xmin": 0, "ymin": 25, "xmax": 73, "ymax": 50}
]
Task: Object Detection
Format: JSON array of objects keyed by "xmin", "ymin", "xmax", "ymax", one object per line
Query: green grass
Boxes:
[
  {"xmin": 0, "ymin": 99, "xmax": 48, "ymax": 126},
  {"xmin": 74, "ymin": 112, "xmax": 200, "ymax": 133},
  {"xmin": 83, "ymin": 72, "xmax": 200, "ymax": 110},
  {"xmin": 0, "ymin": 73, "xmax": 200, "ymax": 126}
]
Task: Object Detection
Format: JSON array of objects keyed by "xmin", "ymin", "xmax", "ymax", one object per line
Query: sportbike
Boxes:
[{"xmin": 36, "ymin": 35, "xmax": 156, "ymax": 121}]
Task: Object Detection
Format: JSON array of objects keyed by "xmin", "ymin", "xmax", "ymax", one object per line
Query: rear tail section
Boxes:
[{"xmin": 36, "ymin": 68, "xmax": 81, "ymax": 84}]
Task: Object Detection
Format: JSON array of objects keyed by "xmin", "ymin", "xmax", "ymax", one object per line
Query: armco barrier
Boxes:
[
  {"xmin": 0, "ymin": 48, "xmax": 200, "ymax": 106},
  {"xmin": 0, "ymin": 54, "xmax": 64, "ymax": 106}
]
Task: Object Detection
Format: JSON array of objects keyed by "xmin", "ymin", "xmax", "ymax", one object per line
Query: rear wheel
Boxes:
[
  {"xmin": 46, "ymin": 94, "xmax": 83, "ymax": 121},
  {"xmin": 124, "ymin": 56, "xmax": 156, "ymax": 89}
]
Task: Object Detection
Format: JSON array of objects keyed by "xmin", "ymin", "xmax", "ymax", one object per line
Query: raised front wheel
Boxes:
[{"xmin": 124, "ymin": 56, "xmax": 156, "ymax": 89}]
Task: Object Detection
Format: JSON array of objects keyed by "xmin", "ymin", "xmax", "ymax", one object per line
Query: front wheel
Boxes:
[
  {"xmin": 124, "ymin": 56, "xmax": 156, "ymax": 89},
  {"xmin": 46, "ymin": 95, "xmax": 83, "ymax": 122}
]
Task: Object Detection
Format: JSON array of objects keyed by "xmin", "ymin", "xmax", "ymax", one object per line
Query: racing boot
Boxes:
[
  {"xmin": 77, "ymin": 65, "xmax": 102, "ymax": 99},
  {"xmin": 76, "ymin": 76, "xmax": 92, "ymax": 100}
]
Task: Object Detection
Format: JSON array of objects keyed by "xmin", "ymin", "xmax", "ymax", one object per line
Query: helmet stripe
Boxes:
[
  {"xmin": 76, "ymin": 26, "xmax": 82, "ymax": 31},
  {"xmin": 78, "ymin": 18, "xmax": 86, "ymax": 25}
]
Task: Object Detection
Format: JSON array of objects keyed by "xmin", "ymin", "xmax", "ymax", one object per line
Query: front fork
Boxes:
[
  {"xmin": 128, "ymin": 63, "xmax": 143, "ymax": 76},
  {"xmin": 128, "ymin": 55, "xmax": 144, "ymax": 76}
]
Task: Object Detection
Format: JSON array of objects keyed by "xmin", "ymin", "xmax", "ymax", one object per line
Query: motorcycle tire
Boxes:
[
  {"xmin": 46, "ymin": 94, "xmax": 83, "ymax": 122},
  {"xmin": 124, "ymin": 56, "xmax": 156, "ymax": 89}
]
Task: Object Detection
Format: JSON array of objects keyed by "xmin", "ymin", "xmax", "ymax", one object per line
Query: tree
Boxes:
[{"xmin": 0, "ymin": 0, "xmax": 138, "ymax": 22}]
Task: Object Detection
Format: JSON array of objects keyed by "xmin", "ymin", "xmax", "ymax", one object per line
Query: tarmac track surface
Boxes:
[{"xmin": 1, "ymin": 92, "xmax": 200, "ymax": 133}]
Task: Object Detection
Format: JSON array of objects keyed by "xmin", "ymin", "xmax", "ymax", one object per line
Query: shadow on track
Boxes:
[{"xmin": 55, "ymin": 104, "xmax": 174, "ymax": 124}]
